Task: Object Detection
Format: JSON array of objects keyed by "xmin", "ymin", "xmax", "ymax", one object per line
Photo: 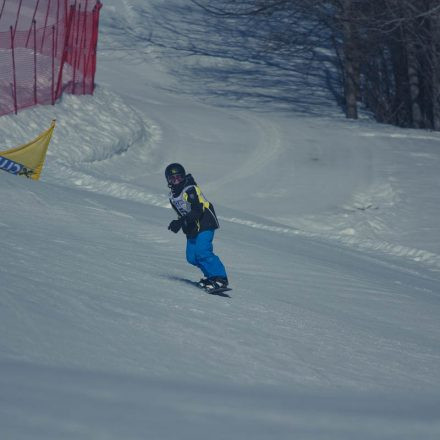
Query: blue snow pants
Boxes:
[{"xmin": 186, "ymin": 230, "xmax": 227, "ymax": 279}]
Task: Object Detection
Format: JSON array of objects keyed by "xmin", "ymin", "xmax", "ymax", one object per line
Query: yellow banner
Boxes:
[{"xmin": 0, "ymin": 120, "xmax": 55, "ymax": 180}]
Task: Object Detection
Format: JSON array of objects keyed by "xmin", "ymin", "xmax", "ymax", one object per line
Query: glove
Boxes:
[{"xmin": 168, "ymin": 219, "xmax": 182, "ymax": 233}]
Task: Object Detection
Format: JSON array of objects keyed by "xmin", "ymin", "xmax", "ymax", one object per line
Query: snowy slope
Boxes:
[{"xmin": 1, "ymin": 0, "xmax": 440, "ymax": 439}]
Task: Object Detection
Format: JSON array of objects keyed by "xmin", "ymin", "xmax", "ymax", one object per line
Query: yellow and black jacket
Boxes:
[{"xmin": 169, "ymin": 174, "xmax": 219, "ymax": 239}]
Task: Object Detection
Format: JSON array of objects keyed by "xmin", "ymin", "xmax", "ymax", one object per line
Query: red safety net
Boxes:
[{"xmin": 0, "ymin": 0, "xmax": 102, "ymax": 116}]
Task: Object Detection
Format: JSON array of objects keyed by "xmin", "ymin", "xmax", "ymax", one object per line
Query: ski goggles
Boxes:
[{"xmin": 167, "ymin": 174, "xmax": 184, "ymax": 185}]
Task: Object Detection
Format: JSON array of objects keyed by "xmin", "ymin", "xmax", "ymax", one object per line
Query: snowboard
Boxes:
[
  {"xmin": 203, "ymin": 286, "xmax": 232, "ymax": 297},
  {"xmin": 178, "ymin": 278, "xmax": 232, "ymax": 297}
]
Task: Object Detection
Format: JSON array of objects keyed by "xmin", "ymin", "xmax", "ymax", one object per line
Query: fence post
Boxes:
[
  {"xmin": 82, "ymin": 9, "xmax": 88, "ymax": 95},
  {"xmin": 72, "ymin": 3, "xmax": 81, "ymax": 94},
  {"xmin": 52, "ymin": 26, "xmax": 55, "ymax": 104},
  {"xmin": 25, "ymin": 0, "xmax": 41, "ymax": 48},
  {"xmin": 10, "ymin": 26, "xmax": 18, "ymax": 115},
  {"xmin": 40, "ymin": 0, "xmax": 52, "ymax": 52},
  {"xmin": 83, "ymin": 10, "xmax": 94, "ymax": 93},
  {"xmin": 33, "ymin": 20, "xmax": 37, "ymax": 104},
  {"xmin": 55, "ymin": 4, "xmax": 75, "ymax": 100},
  {"xmin": 67, "ymin": 2, "xmax": 77, "ymax": 92},
  {"xmin": 13, "ymin": 0, "xmax": 23, "ymax": 39},
  {"xmin": 91, "ymin": 1, "xmax": 102, "ymax": 93},
  {"xmin": 55, "ymin": 0, "xmax": 60, "ymax": 57},
  {"xmin": 79, "ymin": 1, "xmax": 88, "ymax": 94},
  {"xmin": 0, "ymin": 0, "xmax": 6, "ymax": 23}
]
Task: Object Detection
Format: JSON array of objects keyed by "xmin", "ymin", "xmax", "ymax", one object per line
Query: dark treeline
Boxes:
[{"xmin": 192, "ymin": 0, "xmax": 440, "ymax": 130}]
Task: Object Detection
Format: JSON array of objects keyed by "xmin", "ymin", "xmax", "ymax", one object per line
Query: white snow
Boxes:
[{"xmin": 1, "ymin": 0, "xmax": 440, "ymax": 439}]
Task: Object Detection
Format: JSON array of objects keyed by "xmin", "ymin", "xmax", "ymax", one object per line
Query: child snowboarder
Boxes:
[{"xmin": 165, "ymin": 163, "xmax": 229, "ymax": 292}]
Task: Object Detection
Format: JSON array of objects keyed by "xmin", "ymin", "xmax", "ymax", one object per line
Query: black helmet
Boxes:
[{"xmin": 165, "ymin": 163, "xmax": 186, "ymax": 186}]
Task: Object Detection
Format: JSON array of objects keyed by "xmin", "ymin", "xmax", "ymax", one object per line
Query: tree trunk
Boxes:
[
  {"xmin": 341, "ymin": 0, "xmax": 360, "ymax": 119},
  {"xmin": 406, "ymin": 39, "xmax": 423, "ymax": 128}
]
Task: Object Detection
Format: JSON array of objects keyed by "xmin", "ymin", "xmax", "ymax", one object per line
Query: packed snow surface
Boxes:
[{"xmin": 1, "ymin": 0, "xmax": 440, "ymax": 438}]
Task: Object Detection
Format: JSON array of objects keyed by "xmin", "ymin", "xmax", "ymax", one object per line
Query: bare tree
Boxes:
[
  {"xmin": 339, "ymin": 0, "xmax": 361, "ymax": 119},
  {"xmin": 377, "ymin": 0, "xmax": 440, "ymax": 129},
  {"xmin": 192, "ymin": 0, "xmax": 440, "ymax": 130}
]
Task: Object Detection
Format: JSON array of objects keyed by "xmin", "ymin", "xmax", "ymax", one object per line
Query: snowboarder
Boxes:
[{"xmin": 165, "ymin": 163, "xmax": 229, "ymax": 292}]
